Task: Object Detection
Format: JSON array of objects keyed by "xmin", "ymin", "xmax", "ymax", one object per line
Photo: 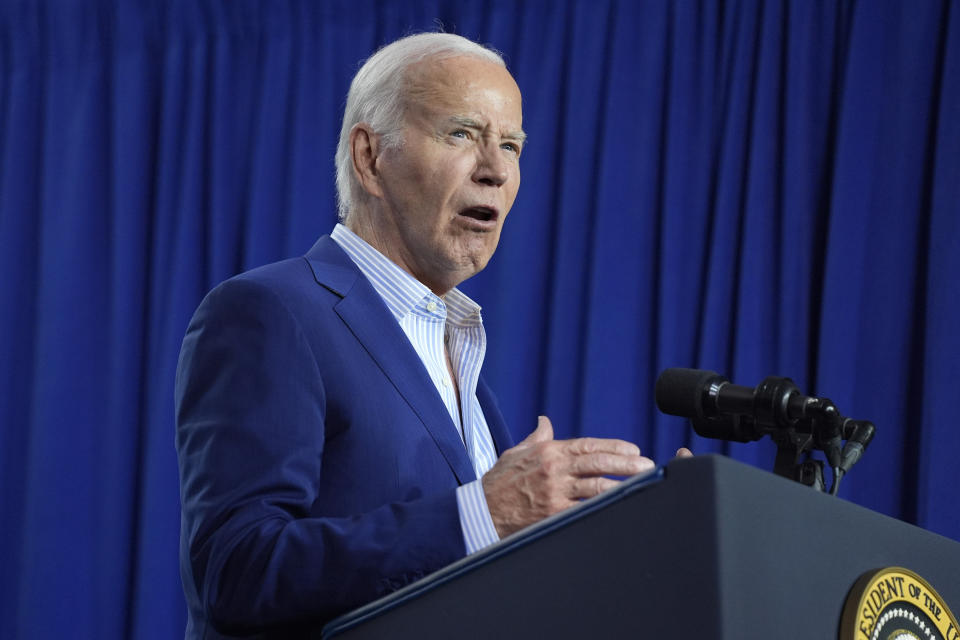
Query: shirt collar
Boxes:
[{"xmin": 330, "ymin": 223, "xmax": 482, "ymax": 326}]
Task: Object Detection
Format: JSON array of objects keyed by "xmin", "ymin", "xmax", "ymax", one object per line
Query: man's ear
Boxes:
[{"xmin": 350, "ymin": 123, "xmax": 385, "ymax": 200}]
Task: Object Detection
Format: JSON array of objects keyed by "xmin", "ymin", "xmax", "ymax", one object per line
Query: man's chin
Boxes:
[
  {"xmin": 457, "ymin": 245, "xmax": 498, "ymax": 274},
  {"xmin": 430, "ymin": 253, "xmax": 495, "ymax": 292}
]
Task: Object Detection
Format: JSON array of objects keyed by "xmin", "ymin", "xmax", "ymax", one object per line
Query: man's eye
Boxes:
[
  {"xmin": 501, "ymin": 142, "xmax": 520, "ymax": 155},
  {"xmin": 450, "ymin": 129, "xmax": 469, "ymax": 139}
]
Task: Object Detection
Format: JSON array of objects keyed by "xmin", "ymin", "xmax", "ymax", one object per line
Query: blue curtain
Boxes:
[{"xmin": 1, "ymin": 1, "xmax": 957, "ymax": 638}]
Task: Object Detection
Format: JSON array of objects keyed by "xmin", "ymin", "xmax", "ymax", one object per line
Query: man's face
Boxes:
[{"xmin": 364, "ymin": 55, "xmax": 524, "ymax": 294}]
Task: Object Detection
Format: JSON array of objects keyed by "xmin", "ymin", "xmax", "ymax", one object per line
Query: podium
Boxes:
[{"xmin": 322, "ymin": 455, "xmax": 960, "ymax": 639}]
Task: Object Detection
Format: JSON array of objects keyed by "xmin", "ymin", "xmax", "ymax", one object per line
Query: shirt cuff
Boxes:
[{"xmin": 455, "ymin": 479, "xmax": 500, "ymax": 554}]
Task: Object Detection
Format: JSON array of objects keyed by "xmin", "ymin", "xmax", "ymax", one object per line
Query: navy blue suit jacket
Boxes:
[{"xmin": 175, "ymin": 235, "xmax": 514, "ymax": 638}]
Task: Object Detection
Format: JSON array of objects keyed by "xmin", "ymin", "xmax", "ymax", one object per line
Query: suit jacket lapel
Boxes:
[
  {"xmin": 477, "ymin": 376, "xmax": 514, "ymax": 455},
  {"xmin": 305, "ymin": 236, "xmax": 477, "ymax": 485}
]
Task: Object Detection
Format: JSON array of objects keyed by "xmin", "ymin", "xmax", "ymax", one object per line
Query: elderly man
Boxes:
[{"xmin": 176, "ymin": 33, "xmax": 667, "ymax": 639}]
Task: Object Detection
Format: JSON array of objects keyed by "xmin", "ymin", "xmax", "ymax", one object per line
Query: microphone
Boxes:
[
  {"xmin": 655, "ymin": 367, "xmax": 876, "ymax": 494},
  {"xmin": 654, "ymin": 367, "xmax": 823, "ymax": 439}
]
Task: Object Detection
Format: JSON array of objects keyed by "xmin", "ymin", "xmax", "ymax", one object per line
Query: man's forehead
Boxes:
[{"xmin": 405, "ymin": 56, "xmax": 523, "ymax": 126}]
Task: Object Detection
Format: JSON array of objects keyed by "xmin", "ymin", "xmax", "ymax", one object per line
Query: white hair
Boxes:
[{"xmin": 335, "ymin": 33, "xmax": 506, "ymax": 223}]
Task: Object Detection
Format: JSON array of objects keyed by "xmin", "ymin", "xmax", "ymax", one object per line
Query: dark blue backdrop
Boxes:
[{"xmin": 1, "ymin": 1, "xmax": 958, "ymax": 638}]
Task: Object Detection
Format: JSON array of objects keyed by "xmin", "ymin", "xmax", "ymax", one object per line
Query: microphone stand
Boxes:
[
  {"xmin": 771, "ymin": 427, "xmax": 826, "ymax": 491},
  {"xmin": 769, "ymin": 393, "xmax": 843, "ymax": 492},
  {"xmin": 692, "ymin": 375, "xmax": 873, "ymax": 494},
  {"xmin": 766, "ymin": 402, "xmax": 874, "ymax": 495},
  {"xmin": 747, "ymin": 376, "xmax": 838, "ymax": 492}
]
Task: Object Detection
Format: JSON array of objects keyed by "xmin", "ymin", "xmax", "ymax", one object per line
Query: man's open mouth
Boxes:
[{"xmin": 459, "ymin": 206, "xmax": 498, "ymax": 222}]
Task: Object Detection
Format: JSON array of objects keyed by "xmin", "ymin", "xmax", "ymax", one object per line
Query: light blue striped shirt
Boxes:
[{"xmin": 331, "ymin": 224, "xmax": 500, "ymax": 554}]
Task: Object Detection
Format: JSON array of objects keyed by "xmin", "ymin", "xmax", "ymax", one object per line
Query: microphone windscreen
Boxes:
[{"xmin": 655, "ymin": 368, "xmax": 724, "ymax": 418}]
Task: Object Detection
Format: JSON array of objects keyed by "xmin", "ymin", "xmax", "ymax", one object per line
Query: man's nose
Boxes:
[{"xmin": 473, "ymin": 143, "xmax": 510, "ymax": 187}]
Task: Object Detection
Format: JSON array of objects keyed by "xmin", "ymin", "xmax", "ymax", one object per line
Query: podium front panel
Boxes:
[{"xmin": 323, "ymin": 455, "xmax": 960, "ymax": 639}]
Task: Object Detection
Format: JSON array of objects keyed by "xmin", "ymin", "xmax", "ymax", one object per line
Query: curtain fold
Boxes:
[{"xmin": 1, "ymin": 1, "xmax": 957, "ymax": 638}]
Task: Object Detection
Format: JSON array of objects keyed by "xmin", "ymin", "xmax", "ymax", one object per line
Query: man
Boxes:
[{"xmin": 176, "ymin": 33, "xmax": 677, "ymax": 639}]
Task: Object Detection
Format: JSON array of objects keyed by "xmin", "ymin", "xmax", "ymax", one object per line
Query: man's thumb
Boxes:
[{"xmin": 520, "ymin": 415, "xmax": 554, "ymax": 445}]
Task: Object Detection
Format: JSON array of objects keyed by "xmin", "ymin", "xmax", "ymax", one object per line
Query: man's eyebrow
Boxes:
[
  {"xmin": 448, "ymin": 116, "xmax": 484, "ymax": 130},
  {"xmin": 448, "ymin": 116, "xmax": 527, "ymax": 146},
  {"xmin": 503, "ymin": 130, "xmax": 528, "ymax": 146}
]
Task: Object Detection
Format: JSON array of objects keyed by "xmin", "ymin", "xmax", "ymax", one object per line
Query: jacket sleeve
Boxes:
[{"xmin": 175, "ymin": 276, "xmax": 465, "ymax": 635}]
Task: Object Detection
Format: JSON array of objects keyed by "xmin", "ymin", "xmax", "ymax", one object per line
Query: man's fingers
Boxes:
[
  {"xmin": 567, "ymin": 452, "xmax": 655, "ymax": 477},
  {"xmin": 569, "ymin": 476, "xmax": 621, "ymax": 500},
  {"xmin": 486, "ymin": 425, "xmax": 655, "ymax": 538},
  {"xmin": 563, "ymin": 437, "xmax": 640, "ymax": 457},
  {"xmin": 676, "ymin": 447, "xmax": 693, "ymax": 458}
]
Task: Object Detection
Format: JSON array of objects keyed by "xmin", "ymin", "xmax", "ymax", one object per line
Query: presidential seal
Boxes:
[{"xmin": 840, "ymin": 567, "xmax": 959, "ymax": 640}]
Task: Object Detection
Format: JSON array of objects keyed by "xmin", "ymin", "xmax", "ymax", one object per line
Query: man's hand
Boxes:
[{"xmin": 481, "ymin": 416, "xmax": 656, "ymax": 538}]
